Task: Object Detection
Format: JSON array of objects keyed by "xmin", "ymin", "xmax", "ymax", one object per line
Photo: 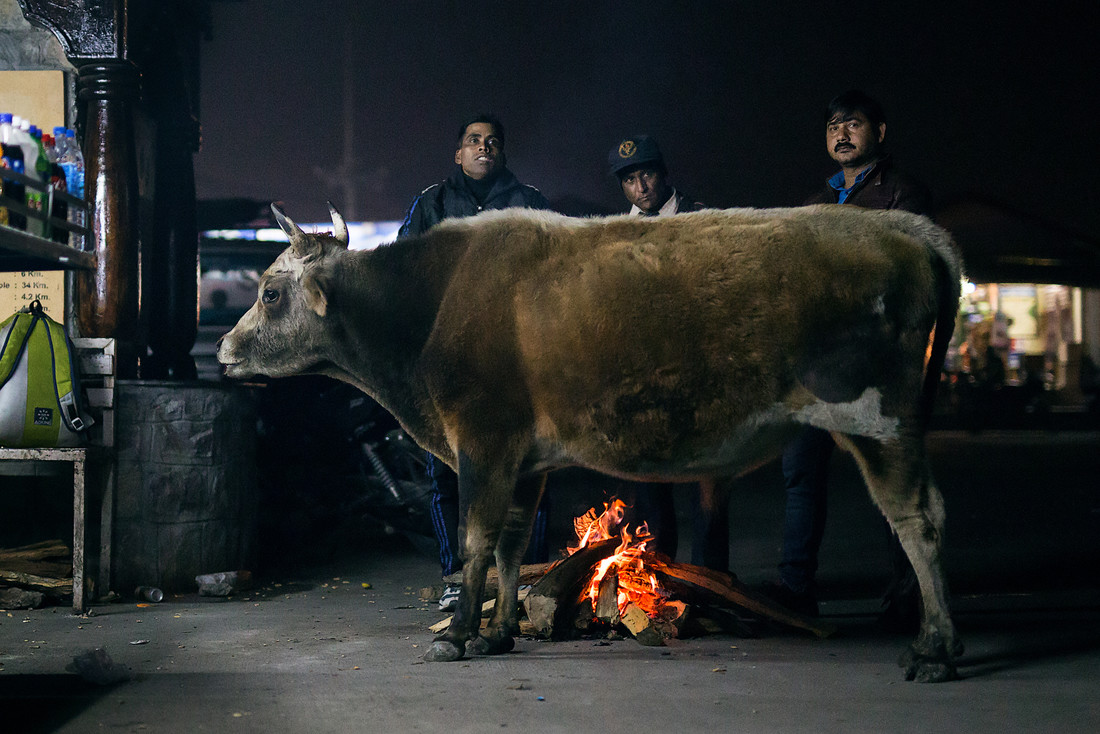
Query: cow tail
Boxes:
[{"xmin": 918, "ymin": 252, "xmax": 960, "ymax": 432}]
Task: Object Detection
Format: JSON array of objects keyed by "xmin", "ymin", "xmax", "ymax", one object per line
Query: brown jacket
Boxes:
[{"xmin": 805, "ymin": 156, "xmax": 932, "ymax": 216}]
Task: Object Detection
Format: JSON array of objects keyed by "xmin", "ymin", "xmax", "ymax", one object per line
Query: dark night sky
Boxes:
[{"xmin": 193, "ymin": 1, "xmax": 1097, "ymax": 236}]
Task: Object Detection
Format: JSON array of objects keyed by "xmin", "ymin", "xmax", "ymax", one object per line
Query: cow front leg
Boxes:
[
  {"xmin": 469, "ymin": 473, "xmax": 547, "ymax": 656},
  {"xmin": 838, "ymin": 433, "xmax": 962, "ymax": 682},
  {"xmin": 425, "ymin": 452, "xmax": 514, "ymax": 662}
]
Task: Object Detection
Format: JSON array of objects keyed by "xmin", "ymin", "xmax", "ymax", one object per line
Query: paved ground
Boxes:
[{"xmin": 2, "ymin": 430, "xmax": 1098, "ymax": 733}]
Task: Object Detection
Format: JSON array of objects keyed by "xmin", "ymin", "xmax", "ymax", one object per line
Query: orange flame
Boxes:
[{"xmin": 569, "ymin": 499, "xmax": 670, "ymax": 618}]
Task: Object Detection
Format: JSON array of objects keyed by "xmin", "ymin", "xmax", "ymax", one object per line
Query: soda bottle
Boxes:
[
  {"xmin": 32, "ymin": 127, "xmax": 52, "ymax": 234},
  {"xmin": 0, "ymin": 113, "xmax": 26, "ymax": 230},
  {"xmin": 13, "ymin": 117, "xmax": 45, "ymax": 236},
  {"xmin": 43, "ymin": 133, "xmax": 69, "ymax": 244}
]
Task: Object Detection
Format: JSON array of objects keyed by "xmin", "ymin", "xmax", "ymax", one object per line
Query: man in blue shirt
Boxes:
[{"xmin": 767, "ymin": 90, "xmax": 931, "ymax": 621}]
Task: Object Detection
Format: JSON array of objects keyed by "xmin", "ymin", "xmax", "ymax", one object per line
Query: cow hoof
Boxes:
[
  {"xmin": 424, "ymin": 640, "xmax": 465, "ymax": 662},
  {"xmin": 904, "ymin": 658, "xmax": 959, "ymax": 683},
  {"xmin": 899, "ymin": 647, "xmax": 959, "ymax": 683},
  {"xmin": 467, "ymin": 634, "xmax": 515, "ymax": 656}
]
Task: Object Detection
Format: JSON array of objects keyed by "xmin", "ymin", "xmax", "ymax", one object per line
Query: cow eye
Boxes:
[{"xmin": 261, "ymin": 288, "xmax": 279, "ymax": 305}]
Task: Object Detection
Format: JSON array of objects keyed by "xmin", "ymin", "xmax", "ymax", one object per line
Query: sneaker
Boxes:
[
  {"xmin": 759, "ymin": 580, "xmax": 819, "ymax": 617},
  {"xmin": 438, "ymin": 584, "xmax": 461, "ymax": 612}
]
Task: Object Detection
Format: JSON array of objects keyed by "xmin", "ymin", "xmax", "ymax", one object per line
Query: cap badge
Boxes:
[{"xmin": 618, "ymin": 140, "xmax": 637, "ymax": 158}]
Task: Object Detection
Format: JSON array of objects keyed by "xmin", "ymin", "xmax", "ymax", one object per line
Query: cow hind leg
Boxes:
[
  {"xmin": 425, "ymin": 454, "xmax": 516, "ymax": 663},
  {"xmin": 835, "ymin": 433, "xmax": 962, "ymax": 682},
  {"xmin": 468, "ymin": 472, "xmax": 546, "ymax": 656}
]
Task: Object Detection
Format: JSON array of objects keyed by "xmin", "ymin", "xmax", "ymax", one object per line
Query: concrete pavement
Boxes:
[
  {"xmin": 3, "ymin": 539, "xmax": 1099, "ymax": 733},
  {"xmin": 2, "ymin": 429, "xmax": 1099, "ymax": 733}
]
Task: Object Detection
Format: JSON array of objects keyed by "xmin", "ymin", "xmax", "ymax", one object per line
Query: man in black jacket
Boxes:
[
  {"xmin": 398, "ymin": 114, "xmax": 549, "ymax": 238},
  {"xmin": 398, "ymin": 114, "xmax": 550, "ymax": 611},
  {"xmin": 768, "ymin": 90, "xmax": 930, "ymax": 622}
]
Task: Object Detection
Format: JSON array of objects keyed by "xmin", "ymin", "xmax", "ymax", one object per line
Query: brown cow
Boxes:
[{"xmin": 218, "ymin": 203, "xmax": 964, "ymax": 681}]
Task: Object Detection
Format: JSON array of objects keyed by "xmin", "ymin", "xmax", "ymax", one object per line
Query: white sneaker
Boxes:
[{"xmin": 438, "ymin": 585, "xmax": 461, "ymax": 612}]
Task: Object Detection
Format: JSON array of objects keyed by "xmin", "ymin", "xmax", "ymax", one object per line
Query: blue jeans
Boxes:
[{"xmin": 778, "ymin": 426, "xmax": 834, "ymax": 594}]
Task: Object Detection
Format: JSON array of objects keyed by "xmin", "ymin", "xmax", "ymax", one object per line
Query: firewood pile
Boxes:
[
  {"xmin": 0, "ymin": 539, "xmax": 73, "ymax": 609},
  {"xmin": 430, "ymin": 501, "xmax": 835, "ymax": 646}
]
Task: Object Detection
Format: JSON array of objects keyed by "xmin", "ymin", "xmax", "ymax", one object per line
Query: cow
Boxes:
[{"xmin": 218, "ymin": 202, "xmax": 964, "ymax": 682}]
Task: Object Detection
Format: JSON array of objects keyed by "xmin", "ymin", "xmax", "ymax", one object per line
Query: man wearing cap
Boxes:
[
  {"xmin": 399, "ymin": 113, "xmax": 552, "ymax": 612},
  {"xmin": 609, "ymin": 134, "xmax": 704, "ymax": 216},
  {"xmin": 602, "ymin": 134, "xmax": 707, "ymax": 564}
]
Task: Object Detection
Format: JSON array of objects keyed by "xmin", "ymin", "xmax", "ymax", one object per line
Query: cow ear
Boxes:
[
  {"xmin": 303, "ymin": 272, "xmax": 330, "ymax": 317},
  {"xmin": 327, "ymin": 201, "xmax": 350, "ymax": 248},
  {"xmin": 272, "ymin": 202, "xmax": 322, "ymax": 259}
]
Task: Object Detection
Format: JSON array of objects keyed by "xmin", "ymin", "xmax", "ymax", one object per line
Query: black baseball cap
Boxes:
[{"xmin": 608, "ymin": 135, "xmax": 665, "ymax": 177}]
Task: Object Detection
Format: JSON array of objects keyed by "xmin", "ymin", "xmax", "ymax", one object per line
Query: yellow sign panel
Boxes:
[{"xmin": 0, "ymin": 270, "xmax": 65, "ymax": 319}]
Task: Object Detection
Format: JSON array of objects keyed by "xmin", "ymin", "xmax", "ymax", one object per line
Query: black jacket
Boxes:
[
  {"xmin": 397, "ymin": 166, "xmax": 550, "ymax": 239},
  {"xmin": 804, "ymin": 156, "xmax": 932, "ymax": 216}
]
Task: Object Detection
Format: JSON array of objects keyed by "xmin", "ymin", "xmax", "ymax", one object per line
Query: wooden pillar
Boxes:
[{"xmin": 75, "ymin": 60, "xmax": 140, "ymax": 377}]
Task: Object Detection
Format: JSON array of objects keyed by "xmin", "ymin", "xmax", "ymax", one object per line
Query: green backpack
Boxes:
[{"xmin": 0, "ymin": 300, "xmax": 88, "ymax": 448}]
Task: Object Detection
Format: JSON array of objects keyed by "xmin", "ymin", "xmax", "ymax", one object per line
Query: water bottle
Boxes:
[
  {"xmin": 62, "ymin": 128, "xmax": 85, "ymax": 199},
  {"xmin": 0, "ymin": 113, "xmax": 26, "ymax": 230},
  {"xmin": 61, "ymin": 128, "xmax": 85, "ymax": 239},
  {"xmin": 43, "ymin": 133, "xmax": 69, "ymax": 244}
]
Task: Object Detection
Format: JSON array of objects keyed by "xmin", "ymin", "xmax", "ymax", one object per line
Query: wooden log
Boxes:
[
  {"xmin": 651, "ymin": 600, "xmax": 690, "ymax": 640},
  {"xmin": 647, "ymin": 558, "xmax": 836, "ymax": 638},
  {"xmin": 0, "ymin": 570, "xmax": 72, "ymax": 595},
  {"xmin": 424, "ymin": 563, "xmax": 556, "ymax": 603},
  {"xmin": 523, "ymin": 538, "xmax": 619, "ymax": 638},
  {"xmin": 429, "ymin": 587, "xmax": 530, "ymax": 634},
  {"xmin": 620, "ymin": 603, "xmax": 664, "ymax": 646},
  {"xmin": 594, "ymin": 570, "xmax": 620, "ymax": 626},
  {"xmin": 442, "ymin": 562, "xmax": 557, "ymax": 590},
  {"xmin": 0, "ymin": 539, "xmax": 71, "ymax": 562}
]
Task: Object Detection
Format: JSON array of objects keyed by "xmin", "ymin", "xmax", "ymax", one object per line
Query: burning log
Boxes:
[
  {"xmin": 522, "ymin": 538, "xmax": 619, "ymax": 638},
  {"xmin": 647, "ymin": 558, "xmax": 835, "ymax": 639},
  {"xmin": 434, "ymin": 499, "xmax": 835, "ymax": 648},
  {"xmin": 594, "ymin": 570, "xmax": 620, "ymax": 626},
  {"xmin": 651, "ymin": 599, "xmax": 690, "ymax": 639}
]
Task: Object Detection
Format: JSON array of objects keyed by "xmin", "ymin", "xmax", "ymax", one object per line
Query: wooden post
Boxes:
[{"xmin": 74, "ymin": 60, "xmax": 140, "ymax": 377}]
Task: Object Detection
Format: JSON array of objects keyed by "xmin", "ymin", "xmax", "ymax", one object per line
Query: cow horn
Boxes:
[
  {"xmin": 327, "ymin": 201, "xmax": 350, "ymax": 247},
  {"xmin": 271, "ymin": 202, "xmax": 305, "ymax": 241}
]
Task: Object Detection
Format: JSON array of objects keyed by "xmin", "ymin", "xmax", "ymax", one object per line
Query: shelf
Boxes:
[
  {"xmin": 0, "ymin": 175, "xmax": 93, "ymax": 270},
  {"xmin": 0, "ymin": 224, "xmax": 95, "ymax": 271}
]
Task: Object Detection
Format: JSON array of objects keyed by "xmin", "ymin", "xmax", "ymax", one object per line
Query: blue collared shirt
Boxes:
[{"xmin": 828, "ymin": 166, "xmax": 873, "ymax": 204}]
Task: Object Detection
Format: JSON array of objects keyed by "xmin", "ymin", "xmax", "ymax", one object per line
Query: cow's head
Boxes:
[{"xmin": 217, "ymin": 202, "xmax": 350, "ymax": 379}]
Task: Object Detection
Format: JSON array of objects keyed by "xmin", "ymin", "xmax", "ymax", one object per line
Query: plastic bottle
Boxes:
[
  {"xmin": 60, "ymin": 128, "xmax": 85, "ymax": 237},
  {"xmin": 62, "ymin": 128, "xmax": 85, "ymax": 199},
  {"xmin": 0, "ymin": 113, "xmax": 27, "ymax": 230},
  {"xmin": 31, "ymin": 127, "xmax": 52, "ymax": 232},
  {"xmin": 13, "ymin": 117, "xmax": 45, "ymax": 236},
  {"xmin": 43, "ymin": 133, "xmax": 69, "ymax": 244}
]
